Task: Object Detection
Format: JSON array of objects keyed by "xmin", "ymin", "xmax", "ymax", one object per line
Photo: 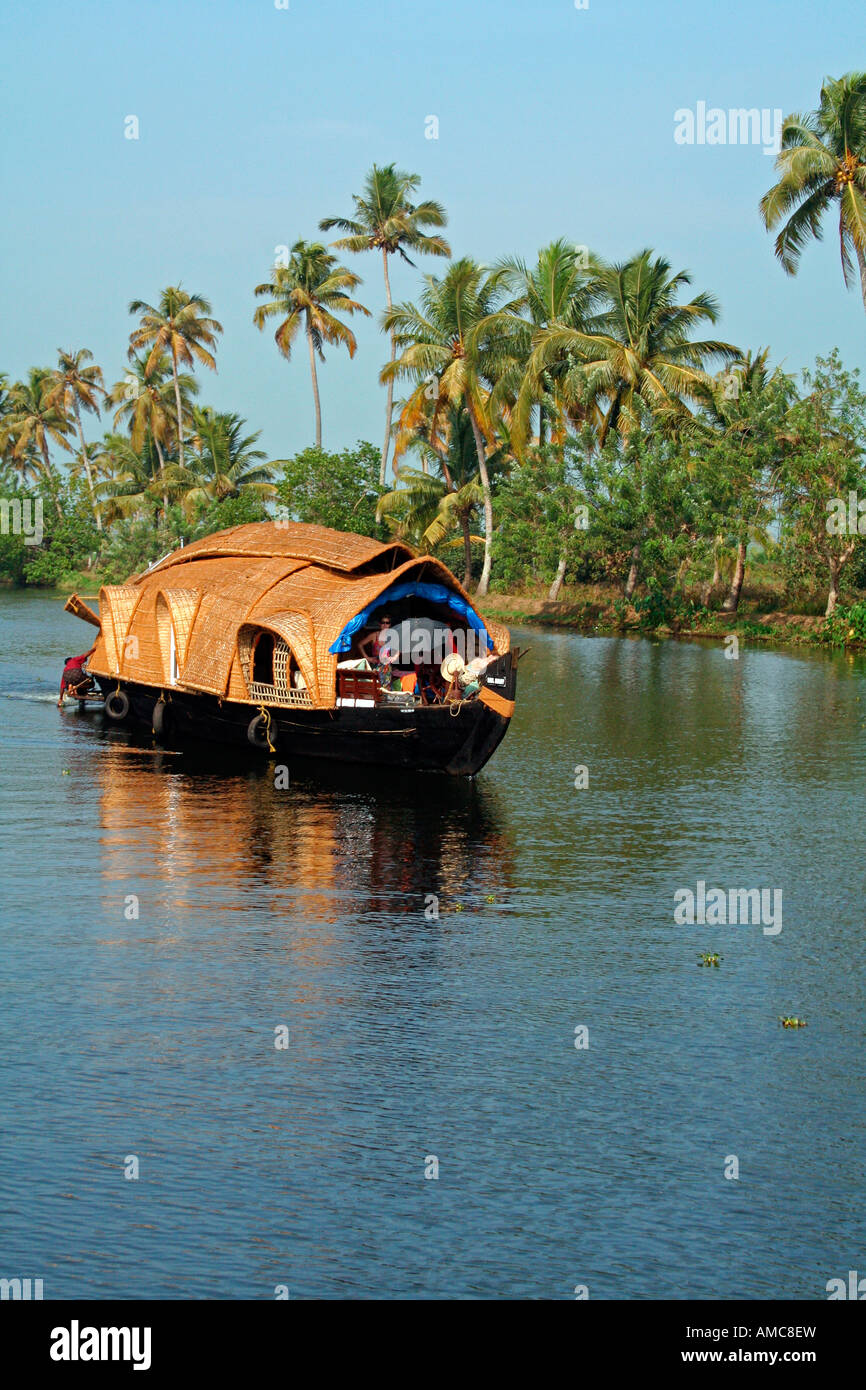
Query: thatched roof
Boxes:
[
  {"xmin": 86, "ymin": 521, "xmax": 509, "ymax": 708},
  {"xmin": 143, "ymin": 521, "xmax": 416, "ymax": 576}
]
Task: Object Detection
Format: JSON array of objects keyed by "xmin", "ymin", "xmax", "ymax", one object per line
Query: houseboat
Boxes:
[{"xmin": 63, "ymin": 521, "xmax": 519, "ymax": 776}]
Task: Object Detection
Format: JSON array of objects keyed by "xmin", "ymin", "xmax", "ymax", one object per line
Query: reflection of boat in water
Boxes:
[
  {"xmin": 96, "ymin": 740, "xmax": 515, "ymax": 925},
  {"xmin": 66, "ymin": 522, "xmax": 519, "ymax": 776}
]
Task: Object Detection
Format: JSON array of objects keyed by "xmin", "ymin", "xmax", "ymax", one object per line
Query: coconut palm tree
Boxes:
[
  {"xmin": 108, "ymin": 354, "xmax": 198, "ymax": 514},
  {"xmin": 94, "ymin": 432, "xmax": 164, "ymax": 522},
  {"xmin": 253, "ymin": 241, "xmax": 369, "ymax": 449},
  {"xmin": 760, "ymin": 72, "xmax": 866, "ymax": 310},
  {"xmin": 168, "ymin": 408, "xmax": 275, "ymax": 514},
  {"xmin": 4, "ymin": 369, "xmax": 72, "ymax": 516},
  {"xmin": 520, "ymin": 250, "xmax": 738, "ymax": 597},
  {"xmin": 526, "ymin": 250, "xmax": 738, "ymax": 449},
  {"xmin": 380, "ymin": 406, "xmax": 501, "ymax": 585},
  {"xmin": 478, "ymin": 241, "xmax": 610, "ymax": 598},
  {"xmin": 0, "ymin": 374, "xmax": 16, "ymax": 470},
  {"xmin": 127, "ymin": 287, "xmax": 222, "ymax": 470},
  {"xmin": 482, "ymin": 240, "xmax": 606, "ymax": 455},
  {"xmin": 46, "ymin": 349, "xmax": 105, "ymax": 529},
  {"xmin": 382, "ymin": 259, "xmax": 508, "ymax": 595},
  {"xmin": 0, "ymin": 387, "xmax": 42, "ymax": 486},
  {"xmin": 320, "ymin": 163, "xmax": 451, "ymax": 484}
]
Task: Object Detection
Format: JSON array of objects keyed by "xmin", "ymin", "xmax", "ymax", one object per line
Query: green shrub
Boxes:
[{"xmin": 822, "ymin": 600, "xmax": 866, "ymax": 647}]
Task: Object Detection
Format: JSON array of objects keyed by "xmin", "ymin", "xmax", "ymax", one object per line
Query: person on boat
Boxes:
[
  {"xmin": 58, "ymin": 649, "xmax": 96, "ymax": 705},
  {"xmin": 417, "ymin": 666, "xmax": 444, "ymax": 705},
  {"xmin": 360, "ymin": 612, "xmax": 394, "ymax": 664},
  {"xmin": 360, "ymin": 612, "xmax": 397, "ymax": 690}
]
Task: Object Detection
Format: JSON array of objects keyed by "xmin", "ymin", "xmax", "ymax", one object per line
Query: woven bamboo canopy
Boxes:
[{"xmin": 83, "ymin": 521, "xmax": 510, "ymax": 709}]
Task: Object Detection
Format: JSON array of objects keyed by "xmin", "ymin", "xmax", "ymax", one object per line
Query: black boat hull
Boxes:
[{"xmin": 94, "ymin": 654, "xmax": 517, "ymax": 776}]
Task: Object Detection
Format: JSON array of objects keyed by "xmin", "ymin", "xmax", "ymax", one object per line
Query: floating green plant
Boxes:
[
  {"xmin": 779, "ymin": 1016, "xmax": 808, "ymax": 1028},
  {"xmin": 697, "ymin": 952, "xmax": 722, "ymax": 967}
]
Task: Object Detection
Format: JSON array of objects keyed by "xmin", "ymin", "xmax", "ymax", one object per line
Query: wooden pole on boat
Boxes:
[{"xmin": 64, "ymin": 593, "xmax": 101, "ymax": 628}]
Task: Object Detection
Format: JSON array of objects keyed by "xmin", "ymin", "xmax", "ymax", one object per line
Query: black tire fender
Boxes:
[
  {"xmin": 105, "ymin": 690, "xmax": 130, "ymax": 721},
  {"xmin": 247, "ymin": 712, "xmax": 271, "ymax": 748},
  {"xmin": 152, "ymin": 698, "xmax": 169, "ymax": 738}
]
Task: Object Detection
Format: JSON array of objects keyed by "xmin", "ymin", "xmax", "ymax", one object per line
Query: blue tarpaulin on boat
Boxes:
[{"xmin": 328, "ymin": 581, "xmax": 494, "ymax": 655}]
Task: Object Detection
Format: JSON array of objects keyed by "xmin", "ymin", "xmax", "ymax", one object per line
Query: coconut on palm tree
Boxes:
[
  {"xmin": 760, "ymin": 72, "xmax": 866, "ymax": 310},
  {"xmin": 382, "ymin": 258, "xmax": 508, "ymax": 596},
  {"xmin": 254, "ymin": 241, "xmax": 369, "ymax": 449},
  {"xmin": 320, "ymin": 163, "xmax": 450, "ymax": 484},
  {"xmin": 127, "ymin": 287, "xmax": 222, "ymax": 470},
  {"xmin": 46, "ymin": 349, "xmax": 105, "ymax": 529}
]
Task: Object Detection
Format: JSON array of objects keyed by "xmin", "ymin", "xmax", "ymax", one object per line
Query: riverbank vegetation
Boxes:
[{"xmin": 2, "ymin": 73, "xmax": 865, "ymax": 648}]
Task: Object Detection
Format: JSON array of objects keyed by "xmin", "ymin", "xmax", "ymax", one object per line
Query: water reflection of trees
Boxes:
[{"xmin": 97, "ymin": 740, "xmax": 514, "ymax": 927}]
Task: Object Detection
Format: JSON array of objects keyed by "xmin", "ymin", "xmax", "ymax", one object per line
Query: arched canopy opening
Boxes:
[
  {"xmin": 237, "ymin": 623, "xmax": 312, "ymax": 704},
  {"xmin": 155, "ymin": 589, "xmax": 201, "ymax": 686},
  {"xmin": 328, "ymin": 580, "xmax": 494, "ymax": 663}
]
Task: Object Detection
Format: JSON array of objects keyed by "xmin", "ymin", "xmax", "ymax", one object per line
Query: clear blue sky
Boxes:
[{"xmin": 1, "ymin": 0, "xmax": 863, "ymax": 465}]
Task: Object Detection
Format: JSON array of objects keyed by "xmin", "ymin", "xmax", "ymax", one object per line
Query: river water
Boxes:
[{"xmin": 1, "ymin": 588, "xmax": 864, "ymax": 1299}]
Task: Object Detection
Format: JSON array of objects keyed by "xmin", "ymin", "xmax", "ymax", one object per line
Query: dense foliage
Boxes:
[{"xmin": 2, "ymin": 75, "xmax": 865, "ymax": 643}]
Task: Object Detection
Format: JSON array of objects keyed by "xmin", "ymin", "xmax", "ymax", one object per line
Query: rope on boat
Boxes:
[{"xmin": 257, "ymin": 703, "xmax": 276, "ymax": 752}]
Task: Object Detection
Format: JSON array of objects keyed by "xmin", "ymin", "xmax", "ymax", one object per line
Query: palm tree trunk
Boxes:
[
  {"xmin": 598, "ymin": 396, "xmax": 619, "ymax": 450},
  {"xmin": 171, "ymin": 347, "xmax": 185, "ymax": 471},
  {"xmin": 380, "ymin": 249, "xmax": 395, "ymax": 488},
  {"xmin": 306, "ymin": 313, "xmax": 323, "ymax": 449},
  {"xmin": 73, "ymin": 398, "xmax": 102, "ymax": 531},
  {"xmin": 461, "ymin": 511, "xmax": 473, "ymax": 588},
  {"xmin": 154, "ymin": 436, "xmax": 168, "ymax": 517},
  {"xmin": 437, "ymin": 445, "xmax": 454, "ymax": 493},
  {"xmin": 467, "ymin": 410, "xmax": 494, "ymax": 597},
  {"xmin": 549, "ymin": 446, "xmax": 572, "ymax": 599},
  {"xmin": 39, "ymin": 435, "xmax": 63, "ymax": 520},
  {"xmin": 722, "ymin": 538, "xmax": 747, "ymax": 613},
  {"xmin": 858, "ymin": 244, "xmax": 866, "ymax": 315}
]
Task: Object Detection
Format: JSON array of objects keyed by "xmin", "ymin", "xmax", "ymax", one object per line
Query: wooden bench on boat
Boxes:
[{"xmin": 336, "ymin": 669, "xmax": 381, "ymax": 706}]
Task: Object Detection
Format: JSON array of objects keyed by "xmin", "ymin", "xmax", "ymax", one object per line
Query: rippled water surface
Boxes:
[{"xmin": 2, "ymin": 589, "xmax": 865, "ymax": 1299}]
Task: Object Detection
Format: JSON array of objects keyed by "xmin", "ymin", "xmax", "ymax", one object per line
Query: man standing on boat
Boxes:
[{"xmin": 58, "ymin": 648, "xmax": 96, "ymax": 705}]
